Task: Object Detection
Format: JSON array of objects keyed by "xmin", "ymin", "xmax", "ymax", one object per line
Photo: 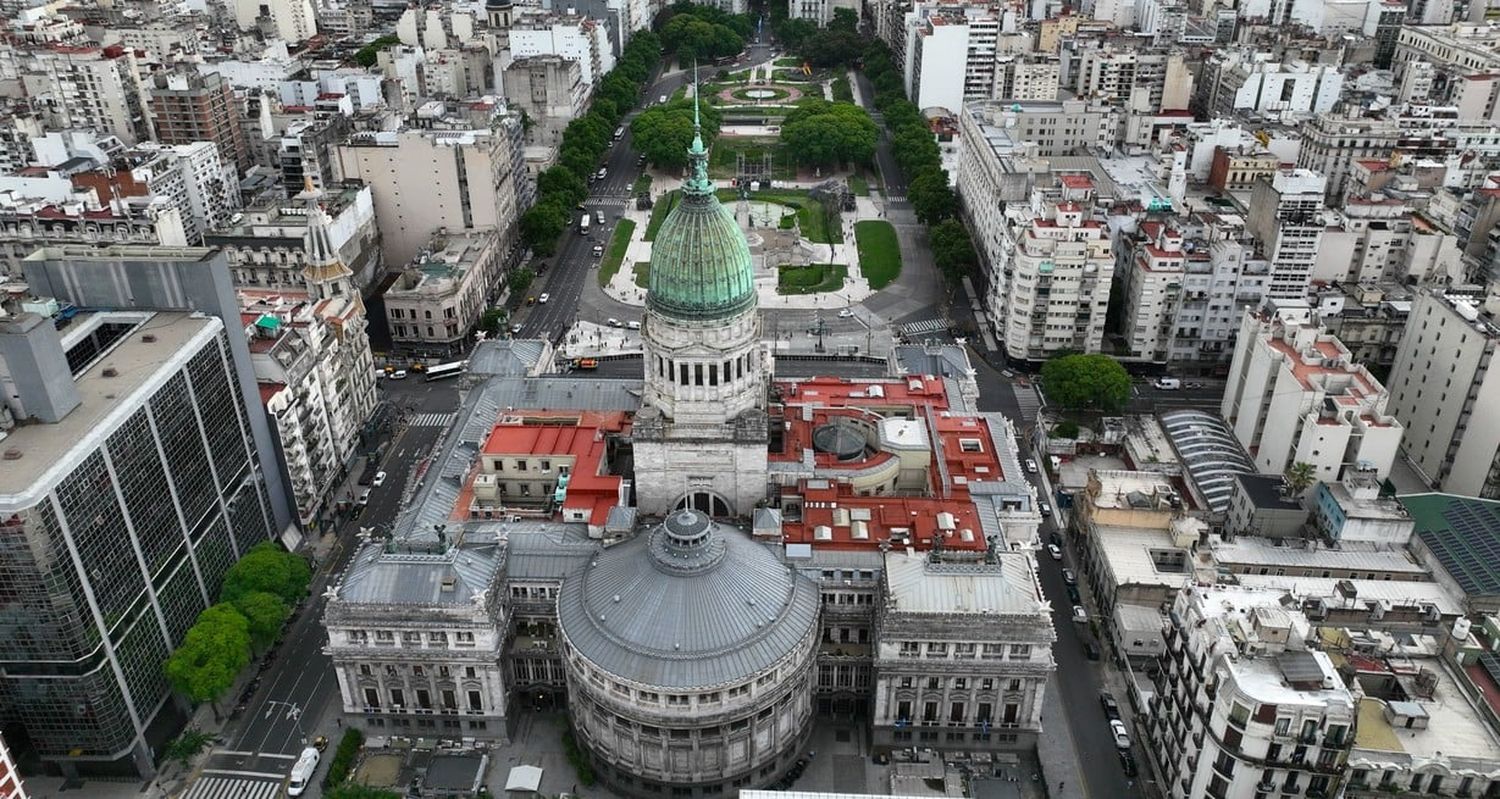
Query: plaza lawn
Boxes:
[
  {"xmin": 774, "ymin": 57, "xmax": 804, "ymax": 67},
  {"xmin": 854, "ymin": 220, "xmax": 901, "ymax": 290},
  {"xmin": 714, "ymin": 188, "xmax": 844, "ymax": 244},
  {"xmin": 596, "ymin": 219, "xmax": 636, "ymax": 289},
  {"xmin": 777, "ymin": 264, "xmax": 848, "ymax": 295},
  {"xmin": 632, "ymin": 174, "xmax": 652, "ymax": 195},
  {"xmin": 644, "ymin": 191, "xmax": 680, "ymax": 240},
  {"xmin": 831, "ymin": 76, "xmax": 854, "ymax": 102},
  {"xmin": 632, "ymin": 261, "xmax": 651, "ymax": 289},
  {"xmin": 848, "ymin": 174, "xmax": 869, "ymax": 196}
]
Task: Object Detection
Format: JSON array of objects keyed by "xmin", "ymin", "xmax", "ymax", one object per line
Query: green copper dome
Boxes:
[{"xmin": 647, "ymin": 100, "xmax": 756, "ymax": 321}]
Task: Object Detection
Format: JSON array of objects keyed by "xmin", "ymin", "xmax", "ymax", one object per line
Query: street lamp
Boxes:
[{"xmin": 264, "ymin": 700, "xmax": 308, "ymax": 744}]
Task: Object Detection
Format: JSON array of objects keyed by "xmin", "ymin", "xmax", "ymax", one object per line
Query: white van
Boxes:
[
  {"xmin": 1153, "ymin": 377, "xmax": 1181, "ymax": 390},
  {"xmin": 287, "ymin": 746, "xmax": 320, "ymax": 796}
]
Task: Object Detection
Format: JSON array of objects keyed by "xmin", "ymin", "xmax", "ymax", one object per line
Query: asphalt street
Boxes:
[
  {"xmin": 194, "ymin": 378, "xmax": 459, "ymax": 792},
  {"xmin": 853, "ymin": 71, "xmax": 907, "ymax": 199}
]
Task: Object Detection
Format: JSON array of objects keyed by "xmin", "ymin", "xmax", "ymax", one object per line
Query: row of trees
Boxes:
[
  {"xmin": 779, "ymin": 99, "xmax": 878, "ymax": 167},
  {"xmin": 518, "ymin": 32, "xmax": 662, "ymax": 256},
  {"xmin": 860, "ymin": 41, "xmax": 978, "ymax": 284},
  {"xmin": 164, "ymin": 542, "xmax": 312, "ymax": 714}
]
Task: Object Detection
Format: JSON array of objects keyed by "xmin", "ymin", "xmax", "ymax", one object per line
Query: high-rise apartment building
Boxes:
[
  {"xmin": 1245, "ymin": 169, "xmax": 1327, "ymax": 300},
  {"xmin": 1147, "ymin": 586, "xmax": 1355, "ymax": 799},
  {"xmin": 336, "ymin": 108, "xmax": 525, "ymax": 268},
  {"xmin": 1386, "ymin": 288, "xmax": 1500, "ymax": 497},
  {"xmin": 231, "ymin": 0, "xmax": 318, "ymax": 43},
  {"xmin": 1068, "ymin": 45, "xmax": 1194, "ymax": 112},
  {"xmin": 1196, "ymin": 53, "xmax": 1345, "ymax": 120},
  {"xmin": 8, "ymin": 46, "xmax": 150, "ymax": 145},
  {"xmin": 0, "ymin": 304, "xmax": 275, "ymax": 779},
  {"xmin": 907, "ymin": 6, "xmax": 1004, "ymax": 113},
  {"xmin": 71, "ymin": 141, "xmax": 242, "ymax": 245},
  {"xmin": 148, "ymin": 69, "xmax": 252, "ymax": 174},
  {"xmin": 995, "ymin": 195, "xmax": 1115, "ymax": 363},
  {"xmin": 508, "ymin": 14, "xmax": 616, "ymax": 92},
  {"xmin": 1221, "ymin": 304, "xmax": 1404, "ymax": 484}
]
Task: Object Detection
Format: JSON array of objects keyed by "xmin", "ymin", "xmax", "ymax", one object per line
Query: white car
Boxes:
[
  {"xmin": 372, "ymin": 471, "xmax": 387, "ymax": 487},
  {"xmin": 1154, "ymin": 377, "xmax": 1181, "ymax": 390},
  {"xmin": 627, "ymin": 320, "xmax": 641, "ymax": 330},
  {"xmin": 607, "ymin": 318, "xmax": 621, "ymax": 327},
  {"xmin": 1025, "ymin": 458, "xmax": 1039, "ymax": 474},
  {"xmin": 390, "ymin": 369, "xmax": 408, "ymax": 380},
  {"xmin": 838, "ymin": 308, "xmax": 855, "ymax": 318},
  {"xmin": 1110, "ymin": 719, "xmax": 1131, "ymax": 750},
  {"xmin": 1072, "ymin": 605, "xmax": 1088, "ymax": 623},
  {"xmin": 1062, "ymin": 568, "xmax": 1076, "ymax": 585},
  {"xmin": 592, "ymin": 244, "xmax": 604, "ymax": 256},
  {"xmin": 357, "ymin": 489, "xmax": 371, "ymax": 507},
  {"xmin": 1047, "ymin": 544, "xmax": 1063, "ymax": 561},
  {"xmin": 511, "ymin": 323, "xmax": 523, "ymax": 334},
  {"xmin": 538, "ymin": 293, "xmax": 550, "ymax": 304}
]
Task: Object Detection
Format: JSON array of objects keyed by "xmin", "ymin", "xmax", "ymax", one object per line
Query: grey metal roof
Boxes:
[
  {"xmin": 506, "ymin": 525, "xmax": 599, "ymax": 580},
  {"xmin": 891, "ymin": 345, "xmax": 973, "ymax": 380},
  {"xmin": 338, "ymin": 541, "xmax": 503, "ymax": 606},
  {"xmin": 883, "ymin": 552, "xmax": 1047, "ymax": 615},
  {"xmin": 557, "ymin": 510, "xmax": 820, "ymax": 689},
  {"xmin": 1159, "ymin": 410, "xmax": 1254, "ymax": 514},
  {"xmin": 468, "ymin": 339, "xmax": 549, "ymax": 376}
]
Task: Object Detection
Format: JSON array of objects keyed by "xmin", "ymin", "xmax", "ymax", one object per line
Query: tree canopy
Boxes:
[
  {"xmin": 929, "ymin": 219, "xmax": 977, "ymax": 283},
  {"xmin": 165, "ymin": 603, "xmax": 251, "ymax": 706},
  {"xmin": 779, "ymin": 101, "xmax": 877, "ymax": 166},
  {"xmin": 220, "ymin": 541, "xmax": 310, "ymax": 607},
  {"xmin": 520, "ymin": 201, "xmax": 570, "ymax": 256},
  {"xmin": 631, "ymin": 100, "xmax": 721, "ymax": 170},
  {"xmin": 908, "ymin": 170, "xmax": 956, "ymax": 225},
  {"xmin": 233, "ymin": 590, "xmax": 291, "ymax": 652},
  {"xmin": 1040, "ymin": 354, "xmax": 1132, "ymax": 412}
]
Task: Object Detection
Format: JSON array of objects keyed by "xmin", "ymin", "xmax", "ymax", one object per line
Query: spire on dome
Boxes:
[
  {"xmin": 683, "ymin": 61, "xmax": 712, "ymax": 197},
  {"xmin": 297, "ymin": 177, "xmax": 340, "ymax": 267}
]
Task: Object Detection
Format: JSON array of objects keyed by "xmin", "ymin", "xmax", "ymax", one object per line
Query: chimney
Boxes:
[{"xmin": 0, "ymin": 312, "xmax": 81, "ymax": 423}]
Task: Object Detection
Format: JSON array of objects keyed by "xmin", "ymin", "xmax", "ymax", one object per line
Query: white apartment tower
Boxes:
[
  {"xmin": 1246, "ymin": 169, "xmax": 1327, "ymax": 300},
  {"xmin": 1221, "ymin": 304, "xmax": 1404, "ymax": 485},
  {"xmin": 996, "ymin": 193, "xmax": 1115, "ymax": 364},
  {"xmin": 1386, "ymin": 288, "xmax": 1500, "ymax": 498},
  {"xmin": 1147, "ymin": 587, "xmax": 1355, "ymax": 799},
  {"xmin": 232, "ymin": 0, "xmax": 318, "ymax": 43}
]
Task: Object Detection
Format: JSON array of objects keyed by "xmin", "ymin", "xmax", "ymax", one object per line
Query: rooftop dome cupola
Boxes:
[{"xmin": 646, "ymin": 77, "xmax": 756, "ymax": 322}]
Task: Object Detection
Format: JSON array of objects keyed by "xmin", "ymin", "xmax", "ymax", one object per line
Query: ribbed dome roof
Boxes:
[
  {"xmin": 556, "ymin": 510, "xmax": 820, "ymax": 689},
  {"xmin": 646, "ymin": 106, "xmax": 756, "ymax": 321}
]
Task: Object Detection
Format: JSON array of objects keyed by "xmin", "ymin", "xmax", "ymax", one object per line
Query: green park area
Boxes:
[
  {"xmin": 644, "ymin": 191, "xmax": 681, "ymax": 240},
  {"xmin": 708, "ymin": 138, "xmax": 796, "ymax": 181},
  {"xmin": 713, "ymin": 188, "xmax": 843, "ymax": 244},
  {"xmin": 597, "ymin": 220, "xmax": 636, "ymax": 288},
  {"xmin": 854, "ymin": 220, "xmax": 901, "ymax": 290},
  {"xmin": 632, "ymin": 262, "xmax": 652, "ymax": 289},
  {"xmin": 778, "ymin": 264, "xmax": 847, "ymax": 295}
]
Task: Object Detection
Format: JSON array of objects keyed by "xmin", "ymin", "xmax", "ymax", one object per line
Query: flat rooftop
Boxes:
[
  {"xmin": 0, "ymin": 311, "xmax": 220, "ymax": 503},
  {"xmin": 1352, "ymin": 662, "xmax": 1500, "ymax": 764}
]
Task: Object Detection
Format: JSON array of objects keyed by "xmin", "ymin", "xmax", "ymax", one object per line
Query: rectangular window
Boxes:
[
  {"xmin": 468, "ymin": 690, "xmax": 483, "ymax": 711},
  {"xmin": 390, "ymin": 688, "xmax": 405, "ymax": 707},
  {"xmin": 365, "ymin": 688, "xmax": 380, "ymax": 707},
  {"xmin": 442, "ymin": 689, "xmax": 457, "ymax": 709}
]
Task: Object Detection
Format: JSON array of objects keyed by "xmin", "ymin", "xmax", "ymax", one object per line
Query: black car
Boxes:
[
  {"xmin": 1066, "ymin": 584, "xmax": 1081, "ymax": 604},
  {"xmin": 1049, "ymin": 532, "xmax": 1063, "ymax": 547},
  {"xmin": 1084, "ymin": 641, "xmax": 1100, "ymax": 661},
  {"xmin": 1100, "ymin": 690, "xmax": 1121, "ymax": 720},
  {"xmin": 1119, "ymin": 751, "xmax": 1138, "ymax": 777}
]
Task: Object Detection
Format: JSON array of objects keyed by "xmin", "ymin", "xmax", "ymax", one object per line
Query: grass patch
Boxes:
[
  {"xmin": 730, "ymin": 86, "xmax": 791, "ymax": 102},
  {"xmin": 855, "ymin": 220, "xmax": 902, "ymax": 290},
  {"xmin": 708, "ymin": 137, "xmax": 794, "ymax": 180},
  {"xmin": 644, "ymin": 190, "xmax": 680, "ymax": 240},
  {"xmin": 597, "ymin": 219, "xmax": 635, "ymax": 288},
  {"xmin": 777, "ymin": 264, "xmax": 848, "ymax": 295},
  {"xmin": 773, "ymin": 69, "xmax": 813, "ymax": 83},
  {"xmin": 849, "ymin": 174, "xmax": 869, "ymax": 196},
  {"xmin": 715, "ymin": 188, "xmax": 844, "ymax": 244},
  {"xmin": 632, "ymin": 261, "xmax": 651, "ymax": 289},
  {"xmin": 774, "ymin": 57, "xmax": 804, "ymax": 67},
  {"xmin": 632, "ymin": 174, "xmax": 652, "ymax": 195},
  {"xmin": 832, "ymin": 76, "xmax": 853, "ymax": 102}
]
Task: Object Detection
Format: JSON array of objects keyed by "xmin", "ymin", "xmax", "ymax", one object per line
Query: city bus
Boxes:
[{"xmin": 424, "ymin": 360, "xmax": 468, "ymax": 382}]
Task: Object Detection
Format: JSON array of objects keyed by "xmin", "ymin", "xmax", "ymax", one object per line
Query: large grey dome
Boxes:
[{"xmin": 557, "ymin": 510, "xmax": 820, "ymax": 689}]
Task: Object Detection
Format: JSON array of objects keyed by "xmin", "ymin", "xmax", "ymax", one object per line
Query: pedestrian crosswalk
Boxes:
[
  {"xmin": 407, "ymin": 412, "xmax": 457, "ymax": 427},
  {"xmin": 900, "ymin": 317, "xmax": 951, "ymax": 337},
  {"xmin": 184, "ymin": 773, "xmax": 283, "ymax": 799},
  {"xmin": 1012, "ymin": 383, "xmax": 1043, "ymax": 420},
  {"xmin": 885, "ymin": 193, "xmax": 907, "ymax": 203}
]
